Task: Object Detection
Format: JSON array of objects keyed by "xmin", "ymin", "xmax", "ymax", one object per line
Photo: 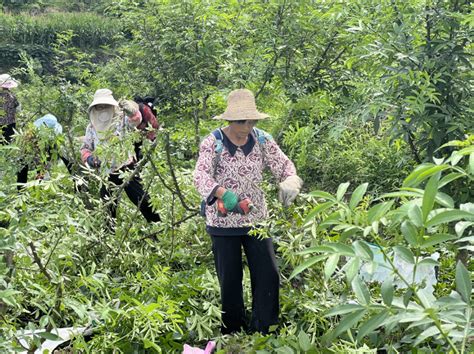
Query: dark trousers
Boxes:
[
  {"xmin": 100, "ymin": 170, "xmax": 160, "ymax": 223},
  {"xmin": 1, "ymin": 123, "xmax": 28, "ymax": 189},
  {"xmin": 1, "ymin": 123, "xmax": 75, "ymax": 189},
  {"xmin": 210, "ymin": 234, "xmax": 280, "ymax": 334},
  {"xmin": 16, "ymin": 155, "xmax": 74, "ymax": 185}
]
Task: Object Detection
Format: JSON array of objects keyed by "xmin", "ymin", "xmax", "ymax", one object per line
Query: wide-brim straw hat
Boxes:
[
  {"xmin": 213, "ymin": 89, "xmax": 269, "ymax": 120},
  {"xmin": 0, "ymin": 74, "xmax": 19, "ymax": 89},
  {"xmin": 87, "ymin": 88, "xmax": 119, "ymax": 113}
]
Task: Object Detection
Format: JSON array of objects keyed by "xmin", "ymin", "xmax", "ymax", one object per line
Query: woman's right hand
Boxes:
[{"xmin": 87, "ymin": 155, "xmax": 102, "ymax": 168}]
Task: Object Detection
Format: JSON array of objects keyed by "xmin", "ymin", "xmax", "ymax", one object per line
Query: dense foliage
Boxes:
[{"xmin": 0, "ymin": 0, "xmax": 472, "ymax": 353}]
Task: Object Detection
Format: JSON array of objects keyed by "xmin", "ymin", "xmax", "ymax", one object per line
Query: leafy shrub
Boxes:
[
  {"xmin": 292, "ymin": 136, "xmax": 474, "ymax": 352},
  {"xmin": 282, "ymin": 122, "xmax": 415, "ymax": 194}
]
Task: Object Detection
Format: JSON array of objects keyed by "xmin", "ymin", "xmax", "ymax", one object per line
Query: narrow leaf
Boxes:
[
  {"xmin": 329, "ymin": 309, "xmax": 367, "ymax": 340},
  {"xmin": 439, "ymin": 172, "xmax": 464, "ymax": 188},
  {"xmin": 401, "ymin": 220, "xmax": 419, "ymax": 246},
  {"xmin": 298, "ymin": 330, "xmax": 312, "ymax": 352},
  {"xmin": 352, "ymin": 276, "xmax": 370, "ymax": 305},
  {"xmin": 336, "ymin": 182, "xmax": 350, "ymax": 201},
  {"xmin": 455, "ymin": 261, "xmax": 471, "ymax": 304},
  {"xmin": 289, "ymin": 255, "xmax": 327, "ymax": 279},
  {"xmin": 408, "ymin": 204, "xmax": 424, "ymax": 227},
  {"xmin": 308, "ymin": 190, "xmax": 336, "ymax": 201},
  {"xmin": 303, "ymin": 201, "xmax": 334, "ymax": 225},
  {"xmin": 325, "ymin": 304, "xmax": 365, "ymax": 317},
  {"xmin": 426, "ymin": 210, "xmax": 474, "ymax": 228},
  {"xmin": 381, "ymin": 277, "xmax": 393, "ymax": 306},
  {"xmin": 356, "ymin": 311, "xmax": 389, "ymax": 342},
  {"xmin": 367, "ymin": 201, "xmax": 394, "ymax": 223},
  {"xmin": 324, "ymin": 254, "xmax": 340, "ymax": 281},
  {"xmin": 37, "ymin": 331, "xmax": 62, "ymax": 341},
  {"xmin": 422, "ymin": 173, "xmax": 440, "ymax": 222},
  {"xmin": 343, "ymin": 257, "xmax": 360, "ymax": 283},
  {"xmin": 349, "ymin": 183, "xmax": 368, "ymax": 210},
  {"xmin": 394, "ymin": 245, "xmax": 415, "ymax": 264},
  {"xmin": 421, "ymin": 233, "xmax": 457, "ymax": 248},
  {"xmin": 455, "ymin": 221, "xmax": 474, "ymax": 237},
  {"xmin": 353, "ymin": 241, "xmax": 374, "ymax": 260},
  {"xmin": 413, "ymin": 325, "xmax": 440, "ymax": 347}
]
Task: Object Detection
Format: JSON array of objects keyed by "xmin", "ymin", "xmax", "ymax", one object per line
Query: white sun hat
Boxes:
[
  {"xmin": 88, "ymin": 89, "xmax": 119, "ymax": 132},
  {"xmin": 213, "ymin": 89, "xmax": 269, "ymax": 120},
  {"xmin": 0, "ymin": 74, "xmax": 19, "ymax": 89},
  {"xmin": 87, "ymin": 88, "xmax": 119, "ymax": 112}
]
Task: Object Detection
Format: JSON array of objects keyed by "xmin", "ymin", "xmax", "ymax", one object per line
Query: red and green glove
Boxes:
[{"xmin": 217, "ymin": 190, "xmax": 254, "ymax": 217}]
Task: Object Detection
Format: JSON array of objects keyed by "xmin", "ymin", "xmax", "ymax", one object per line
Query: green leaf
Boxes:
[
  {"xmin": 413, "ymin": 325, "xmax": 440, "ymax": 347},
  {"xmin": 37, "ymin": 331, "xmax": 62, "ymax": 341},
  {"xmin": 297, "ymin": 245, "xmax": 335, "ymax": 255},
  {"xmin": 469, "ymin": 152, "xmax": 474, "ymax": 174},
  {"xmin": 381, "ymin": 277, "xmax": 393, "ymax": 306},
  {"xmin": 324, "ymin": 254, "xmax": 340, "ymax": 281},
  {"xmin": 325, "ymin": 304, "xmax": 365, "ymax": 317},
  {"xmin": 426, "ymin": 210, "xmax": 474, "ymax": 228},
  {"xmin": 308, "ymin": 190, "xmax": 336, "ymax": 201},
  {"xmin": 422, "ymin": 173, "xmax": 440, "ymax": 222},
  {"xmin": 408, "ymin": 204, "xmax": 423, "ymax": 227},
  {"xmin": 455, "ymin": 261, "xmax": 471, "ymax": 304},
  {"xmin": 367, "ymin": 201, "xmax": 394, "ymax": 223},
  {"xmin": 403, "ymin": 289, "xmax": 414, "ymax": 307},
  {"xmin": 298, "ymin": 330, "xmax": 312, "ymax": 352},
  {"xmin": 353, "ymin": 241, "xmax": 374, "ymax": 260},
  {"xmin": 343, "ymin": 257, "xmax": 360, "ymax": 283},
  {"xmin": 401, "ymin": 220, "xmax": 419, "ymax": 246},
  {"xmin": 336, "ymin": 182, "xmax": 350, "ymax": 201},
  {"xmin": 303, "ymin": 201, "xmax": 334, "ymax": 225},
  {"xmin": 349, "ymin": 183, "xmax": 368, "ymax": 210},
  {"xmin": 403, "ymin": 164, "xmax": 449, "ymax": 188},
  {"xmin": 418, "ymin": 258, "xmax": 439, "ymax": 266},
  {"xmin": 327, "ymin": 242, "xmax": 356, "ymax": 256},
  {"xmin": 421, "ymin": 233, "xmax": 457, "ymax": 248},
  {"xmin": 356, "ymin": 310, "xmax": 389, "ymax": 342},
  {"xmin": 455, "ymin": 222, "xmax": 474, "ymax": 237},
  {"xmin": 275, "ymin": 346, "xmax": 294, "ymax": 354},
  {"xmin": 352, "ymin": 276, "xmax": 370, "ymax": 305},
  {"xmin": 329, "ymin": 309, "xmax": 367, "ymax": 340},
  {"xmin": 394, "ymin": 246, "xmax": 415, "ymax": 264},
  {"xmin": 340, "ymin": 227, "xmax": 361, "ymax": 241},
  {"xmin": 439, "ymin": 172, "xmax": 464, "ymax": 188},
  {"xmin": 289, "ymin": 255, "xmax": 327, "ymax": 279}
]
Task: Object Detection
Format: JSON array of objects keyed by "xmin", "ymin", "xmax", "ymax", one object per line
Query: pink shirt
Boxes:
[{"xmin": 193, "ymin": 130, "xmax": 297, "ymax": 229}]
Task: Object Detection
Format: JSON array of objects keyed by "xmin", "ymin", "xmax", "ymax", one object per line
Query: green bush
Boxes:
[
  {"xmin": 282, "ymin": 122, "xmax": 415, "ymax": 195},
  {"xmin": 0, "ymin": 12, "xmax": 122, "ymax": 71},
  {"xmin": 292, "ymin": 136, "xmax": 474, "ymax": 352}
]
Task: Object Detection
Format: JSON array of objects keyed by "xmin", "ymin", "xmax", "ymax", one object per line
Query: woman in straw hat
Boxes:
[
  {"xmin": 193, "ymin": 88, "xmax": 303, "ymax": 334},
  {"xmin": 80, "ymin": 89, "xmax": 160, "ymax": 227},
  {"xmin": 0, "ymin": 73, "xmax": 29, "ymax": 189}
]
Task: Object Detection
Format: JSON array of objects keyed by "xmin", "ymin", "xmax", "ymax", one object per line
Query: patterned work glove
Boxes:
[
  {"xmin": 86, "ymin": 156, "xmax": 102, "ymax": 168},
  {"xmin": 278, "ymin": 175, "xmax": 303, "ymax": 207}
]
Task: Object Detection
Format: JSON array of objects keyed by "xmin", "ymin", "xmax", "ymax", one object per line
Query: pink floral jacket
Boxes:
[{"xmin": 193, "ymin": 129, "xmax": 297, "ymax": 229}]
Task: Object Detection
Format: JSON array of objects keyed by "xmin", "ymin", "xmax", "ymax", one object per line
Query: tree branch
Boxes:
[{"xmin": 28, "ymin": 241, "xmax": 51, "ymax": 281}]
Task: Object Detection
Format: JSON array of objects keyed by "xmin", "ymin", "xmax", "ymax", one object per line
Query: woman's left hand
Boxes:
[{"xmin": 278, "ymin": 175, "xmax": 303, "ymax": 207}]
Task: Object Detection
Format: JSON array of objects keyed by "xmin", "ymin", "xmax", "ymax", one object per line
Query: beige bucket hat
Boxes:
[
  {"xmin": 0, "ymin": 74, "xmax": 19, "ymax": 89},
  {"xmin": 87, "ymin": 88, "xmax": 119, "ymax": 113},
  {"xmin": 88, "ymin": 89, "xmax": 119, "ymax": 132},
  {"xmin": 213, "ymin": 89, "xmax": 269, "ymax": 120}
]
